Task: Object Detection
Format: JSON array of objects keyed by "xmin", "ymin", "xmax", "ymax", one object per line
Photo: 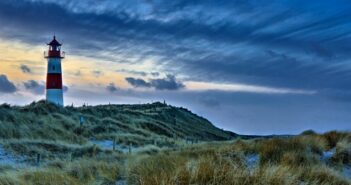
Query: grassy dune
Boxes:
[
  {"xmin": 0, "ymin": 100, "xmax": 234, "ymax": 143},
  {"xmin": 0, "ymin": 101, "xmax": 350, "ymax": 184},
  {"xmin": 126, "ymin": 132, "xmax": 351, "ymax": 185}
]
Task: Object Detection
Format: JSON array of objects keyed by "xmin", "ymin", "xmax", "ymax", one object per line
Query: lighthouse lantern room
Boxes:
[{"xmin": 45, "ymin": 36, "xmax": 65, "ymax": 106}]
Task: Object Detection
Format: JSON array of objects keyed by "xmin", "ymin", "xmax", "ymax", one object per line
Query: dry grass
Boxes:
[
  {"xmin": 125, "ymin": 132, "xmax": 351, "ymax": 185},
  {"xmin": 0, "ymin": 158, "xmax": 119, "ymax": 185},
  {"xmin": 67, "ymin": 159, "xmax": 119, "ymax": 184},
  {"xmin": 0, "ymin": 173, "xmax": 21, "ymax": 185},
  {"xmin": 22, "ymin": 170, "xmax": 82, "ymax": 185},
  {"xmin": 332, "ymin": 139, "xmax": 351, "ymax": 165},
  {"xmin": 323, "ymin": 131, "xmax": 348, "ymax": 149}
]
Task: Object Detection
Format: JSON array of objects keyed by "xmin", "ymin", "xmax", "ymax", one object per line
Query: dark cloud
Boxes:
[
  {"xmin": 2, "ymin": 0, "xmax": 350, "ymax": 62},
  {"xmin": 106, "ymin": 83, "xmax": 118, "ymax": 93},
  {"xmin": 1, "ymin": 1, "xmax": 351, "ymax": 85},
  {"xmin": 20, "ymin": 64, "xmax": 32, "ymax": 73},
  {"xmin": 150, "ymin": 75, "xmax": 185, "ymax": 90},
  {"xmin": 176, "ymin": 50, "xmax": 351, "ymax": 92},
  {"xmin": 150, "ymin": 72, "xmax": 160, "ymax": 77},
  {"xmin": 125, "ymin": 75, "xmax": 185, "ymax": 90},
  {"xmin": 125, "ymin": 77, "xmax": 151, "ymax": 88},
  {"xmin": 23, "ymin": 80, "xmax": 68, "ymax": 94},
  {"xmin": 0, "ymin": 74, "xmax": 17, "ymax": 93},
  {"xmin": 23, "ymin": 80, "xmax": 45, "ymax": 95}
]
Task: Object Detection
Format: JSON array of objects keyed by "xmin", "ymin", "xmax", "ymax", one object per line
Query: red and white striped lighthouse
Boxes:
[{"xmin": 45, "ymin": 36, "xmax": 65, "ymax": 106}]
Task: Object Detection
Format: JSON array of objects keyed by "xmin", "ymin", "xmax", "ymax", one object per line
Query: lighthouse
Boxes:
[{"xmin": 45, "ymin": 36, "xmax": 65, "ymax": 106}]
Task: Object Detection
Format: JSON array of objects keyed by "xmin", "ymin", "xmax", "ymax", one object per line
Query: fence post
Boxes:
[
  {"xmin": 36, "ymin": 153, "xmax": 41, "ymax": 166},
  {"xmin": 129, "ymin": 143, "xmax": 132, "ymax": 154},
  {"xmin": 93, "ymin": 144, "xmax": 97, "ymax": 157},
  {"xmin": 79, "ymin": 115, "xmax": 84, "ymax": 128}
]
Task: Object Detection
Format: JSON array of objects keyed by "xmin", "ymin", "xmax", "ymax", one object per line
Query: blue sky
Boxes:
[{"xmin": 0, "ymin": 0, "xmax": 351, "ymax": 134}]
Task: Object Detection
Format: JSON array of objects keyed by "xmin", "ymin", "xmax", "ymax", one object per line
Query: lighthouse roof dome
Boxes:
[{"xmin": 47, "ymin": 36, "xmax": 62, "ymax": 46}]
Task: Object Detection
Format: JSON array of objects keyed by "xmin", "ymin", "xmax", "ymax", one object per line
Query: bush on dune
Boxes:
[
  {"xmin": 332, "ymin": 139, "xmax": 351, "ymax": 165},
  {"xmin": 258, "ymin": 135, "xmax": 327, "ymax": 166},
  {"xmin": 302, "ymin": 165, "xmax": 350, "ymax": 185},
  {"xmin": 322, "ymin": 131, "xmax": 348, "ymax": 149}
]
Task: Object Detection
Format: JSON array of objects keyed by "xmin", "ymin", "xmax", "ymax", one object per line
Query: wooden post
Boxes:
[
  {"xmin": 79, "ymin": 115, "xmax": 84, "ymax": 128},
  {"xmin": 113, "ymin": 137, "xmax": 116, "ymax": 151},
  {"xmin": 93, "ymin": 144, "xmax": 97, "ymax": 157},
  {"xmin": 36, "ymin": 153, "xmax": 41, "ymax": 166}
]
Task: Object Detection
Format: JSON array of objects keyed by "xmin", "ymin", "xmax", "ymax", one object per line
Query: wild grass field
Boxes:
[{"xmin": 0, "ymin": 101, "xmax": 350, "ymax": 185}]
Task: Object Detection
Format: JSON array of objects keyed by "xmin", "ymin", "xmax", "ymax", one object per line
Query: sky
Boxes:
[{"xmin": 0, "ymin": 0, "xmax": 351, "ymax": 135}]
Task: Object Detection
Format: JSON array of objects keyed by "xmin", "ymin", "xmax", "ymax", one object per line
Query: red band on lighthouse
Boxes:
[{"xmin": 46, "ymin": 74, "xmax": 63, "ymax": 89}]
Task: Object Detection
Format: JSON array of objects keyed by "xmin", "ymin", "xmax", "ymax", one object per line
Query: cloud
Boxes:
[
  {"xmin": 20, "ymin": 64, "xmax": 32, "ymax": 73},
  {"xmin": 150, "ymin": 75, "xmax": 185, "ymax": 90},
  {"xmin": 23, "ymin": 80, "xmax": 45, "ymax": 94},
  {"xmin": 23, "ymin": 80, "xmax": 68, "ymax": 94},
  {"xmin": 125, "ymin": 75, "xmax": 185, "ymax": 90},
  {"xmin": 151, "ymin": 72, "xmax": 160, "ymax": 77},
  {"xmin": 74, "ymin": 70, "xmax": 81, "ymax": 76},
  {"xmin": 1, "ymin": 0, "xmax": 351, "ymax": 94},
  {"xmin": 185, "ymin": 81, "xmax": 316, "ymax": 95},
  {"xmin": 116, "ymin": 69, "xmax": 147, "ymax": 76},
  {"xmin": 63, "ymin": 85, "xmax": 69, "ymax": 93},
  {"xmin": 116, "ymin": 69, "xmax": 161, "ymax": 77},
  {"xmin": 0, "ymin": 74, "xmax": 17, "ymax": 93},
  {"xmin": 92, "ymin": 70, "xmax": 103, "ymax": 77},
  {"xmin": 106, "ymin": 83, "xmax": 118, "ymax": 92},
  {"xmin": 125, "ymin": 77, "xmax": 151, "ymax": 88}
]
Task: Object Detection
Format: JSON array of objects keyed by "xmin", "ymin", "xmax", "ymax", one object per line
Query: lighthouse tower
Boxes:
[{"xmin": 45, "ymin": 36, "xmax": 65, "ymax": 106}]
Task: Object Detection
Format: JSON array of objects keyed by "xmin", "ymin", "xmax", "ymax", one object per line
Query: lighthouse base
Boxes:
[{"xmin": 46, "ymin": 89, "xmax": 64, "ymax": 106}]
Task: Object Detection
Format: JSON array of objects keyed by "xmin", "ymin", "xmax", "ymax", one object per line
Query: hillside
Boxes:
[
  {"xmin": 0, "ymin": 101, "xmax": 350, "ymax": 184},
  {"xmin": 0, "ymin": 100, "xmax": 235, "ymax": 147}
]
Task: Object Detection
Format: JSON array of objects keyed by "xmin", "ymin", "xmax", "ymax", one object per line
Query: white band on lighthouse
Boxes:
[
  {"xmin": 46, "ymin": 89, "xmax": 64, "ymax": 106},
  {"xmin": 47, "ymin": 58, "xmax": 62, "ymax": 74}
]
